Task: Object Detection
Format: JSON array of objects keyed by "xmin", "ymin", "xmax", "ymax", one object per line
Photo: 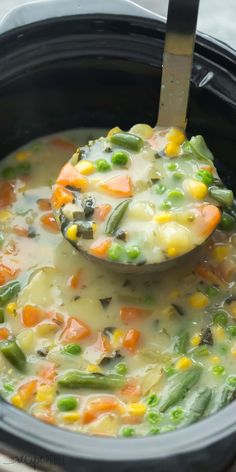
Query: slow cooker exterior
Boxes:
[{"xmin": 0, "ymin": 1, "xmax": 236, "ymax": 471}]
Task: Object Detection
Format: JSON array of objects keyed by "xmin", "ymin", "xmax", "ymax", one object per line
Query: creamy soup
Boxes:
[
  {"xmin": 0, "ymin": 129, "xmax": 236, "ymax": 438},
  {"xmin": 52, "ymin": 125, "xmax": 233, "ymax": 267}
]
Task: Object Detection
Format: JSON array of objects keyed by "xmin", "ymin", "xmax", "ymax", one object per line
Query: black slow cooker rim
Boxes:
[{"xmin": 0, "ymin": 12, "xmax": 235, "ymax": 463}]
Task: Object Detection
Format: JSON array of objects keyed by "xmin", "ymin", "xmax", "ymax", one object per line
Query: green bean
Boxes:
[
  {"xmin": 208, "ymin": 186, "xmax": 234, "ymax": 208},
  {"xmin": 0, "ymin": 281, "xmax": 21, "ymax": 306},
  {"xmin": 173, "ymin": 329, "xmax": 189, "ymax": 354},
  {"xmin": 160, "ymin": 365, "xmax": 202, "ymax": 412},
  {"xmin": 105, "ymin": 199, "xmax": 130, "ymax": 235},
  {"xmin": 212, "ymin": 376, "xmax": 236, "ymax": 413},
  {"xmin": 184, "ymin": 387, "xmax": 212, "ymax": 425},
  {"xmin": 58, "ymin": 370, "xmax": 125, "ymax": 389},
  {"xmin": 110, "ymin": 132, "xmax": 143, "ymax": 152},
  {"xmin": 0, "ymin": 339, "xmax": 26, "ymax": 371},
  {"xmin": 0, "ymin": 308, "xmax": 4, "ymax": 323},
  {"xmin": 189, "ymin": 135, "xmax": 214, "ymax": 161}
]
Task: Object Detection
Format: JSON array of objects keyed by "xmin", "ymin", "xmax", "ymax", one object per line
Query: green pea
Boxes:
[
  {"xmin": 115, "ymin": 362, "xmax": 128, "ymax": 375},
  {"xmin": 218, "ymin": 211, "xmax": 235, "ymax": 231},
  {"xmin": 0, "ymin": 234, "xmax": 4, "ymax": 247},
  {"xmin": 173, "ymin": 172, "xmax": 184, "ymax": 181},
  {"xmin": 57, "ymin": 396, "xmax": 78, "ymax": 411},
  {"xmin": 126, "ymin": 245, "xmax": 140, "ymax": 260},
  {"xmin": 227, "ymin": 375, "xmax": 236, "ymax": 387},
  {"xmin": 167, "ymin": 162, "xmax": 178, "ymax": 171},
  {"xmin": 96, "ymin": 159, "xmax": 112, "ymax": 172},
  {"xmin": 154, "ymin": 183, "xmax": 166, "ymax": 194},
  {"xmin": 111, "ymin": 151, "xmax": 129, "ymax": 166},
  {"xmin": 3, "ymin": 383, "xmax": 14, "ymax": 393},
  {"xmin": 143, "ymin": 295, "xmax": 154, "ymax": 305},
  {"xmin": 63, "ymin": 344, "xmax": 82, "ymax": 355},
  {"xmin": 161, "ymin": 201, "xmax": 172, "ymax": 210},
  {"xmin": 167, "ymin": 189, "xmax": 184, "ymax": 203},
  {"xmin": 170, "ymin": 407, "xmax": 185, "ymax": 423},
  {"xmin": 16, "ymin": 161, "xmax": 31, "ymax": 175},
  {"xmin": 147, "ymin": 393, "xmax": 160, "ymax": 407},
  {"xmin": 164, "ymin": 366, "xmax": 176, "ymax": 377},
  {"xmin": 121, "ymin": 426, "xmax": 135, "ymax": 437},
  {"xmin": 148, "ymin": 411, "xmax": 162, "ymax": 425},
  {"xmin": 150, "ymin": 427, "xmax": 161, "ymax": 435},
  {"xmin": 212, "ymin": 365, "xmax": 225, "ymax": 376},
  {"xmin": 202, "ymin": 285, "xmax": 220, "ymax": 298},
  {"xmin": 213, "ymin": 310, "xmax": 228, "ymax": 327},
  {"xmin": 196, "ymin": 169, "xmax": 214, "ymax": 186},
  {"xmin": 108, "ymin": 243, "xmax": 124, "ymax": 261},
  {"xmin": 1, "ymin": 167, "xmax": 18, "ymax": 179},
  {"xmin": 227, "ymin": 325, "xmax": 236, "ymax": 337}
]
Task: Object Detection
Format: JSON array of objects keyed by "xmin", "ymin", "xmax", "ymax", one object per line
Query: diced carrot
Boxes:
[
  {"xmin": 22, "ymin": 304, "xmax": 47, "ymax": 327},
  {"xmin": 120, "ymin": 306, "xmax": 152, "ymax": 324},
  {"xmin": 51, "ymin": 185, "xmax": 74, "ymax": 210},
  {"xmin": 0, "ymin": 182, "xmax": 16, "ymax": 208},
  {"xmin": 50, "ymin": 137, "xmax": 77, "ymax": 153},
  {"xmin": 196, "ymin": 264, "xmax": 223, "ymax": 286},
  {"xmin": 122, "ymin": 329, "xmax": 141, "ymax": 352},
  {"xmin": 82, "ymin": 397, "xmax": 120, "ymax": 425},
  {"xmin": 38, "ymin": 362, "xmax": 57, "ymax": 383},
  {"xmin": 18, "ymin": 380, "xmax": 38, "ymax": 406},
  {"xmin": 89, "ymin": 238, "xmax": 112, "ymax": 258},
  {"xmin": 56, "ymin": 163, "xmax": 88, "ymax": 191},
  {"xmin": 94, "ymin": 204, "xmax": 112, "ymax": 222},
  {"xmin": 119, "ymin": 380, "xmax": 141, "ymax": 402},
  {"xmin": 0, "ymin": 328, "xmax": 10, "ymax": 340},
  {"xmin": 196, "ymin": 204, "xmax": 221, "ymax": 238},
  {"xmin": 13, "ymin": 225, "xmax": 29, "ymax": 237},
  {"xmin": 40, "ymin": 212, "xmax": 59, "ymax": 233},
  {"xmin": 37, "ymin": 198, "xmax": 51, "ymax": 211},
  {"xmin": 101, "ymin": 175, "xmax": 133, "ymax": 197},
  {"xmin": 0, "ymin": 264, "xmax": 18, "ymax": 286},
  {"xmin": 60, "ymin": 316, "xmax": 91, "ymax": 343},
  {"xmin": 68, "ymin": 270, "xmax": 82, "ymax": 289}
]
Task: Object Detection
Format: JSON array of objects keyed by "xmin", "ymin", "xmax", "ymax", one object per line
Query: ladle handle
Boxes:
[{"xmin": 157, "ymin": 0, "xmax": 200, "ymax": 129}]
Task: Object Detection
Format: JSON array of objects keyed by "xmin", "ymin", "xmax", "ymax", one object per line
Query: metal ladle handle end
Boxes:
[{"xmin": 157, "ymin": 0, "xmax": 200, "ymax": 130}]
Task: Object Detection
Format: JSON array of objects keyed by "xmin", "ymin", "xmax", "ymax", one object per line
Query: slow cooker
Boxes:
[{"xmin": 0, "ymin": 1, "xmax": 236, "ymax": 470}]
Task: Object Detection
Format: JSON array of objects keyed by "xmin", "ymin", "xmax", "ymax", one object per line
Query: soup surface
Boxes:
[
  {"xmin": 0, "ymin": 129, "xmax": 236, "ymax": 438},
  {"xmin": 52, "ymin": 125, "xmax": 232, "ymax": 267}
]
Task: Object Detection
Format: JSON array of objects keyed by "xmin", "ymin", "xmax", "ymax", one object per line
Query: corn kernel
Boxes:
[
  {"xmin": 212, "ymin": 244, "xmax": 230, "ymax": 262},
  {"xmin": 11, "ymin": 394, "xmax": 24, "ymax": 409},
  {"xmin": 128, "ymin": 403, "xmax": 147, "ymax": 416},
  {"xmin": 107, "ymin": 126, "xmax": 121, "ymax": 138},
  {"xmin": 210, "ymin": 356, "xmax": 220, "ymax": 364},
  {"xmin": 0, "ymin": 210, "xmax": 12, "ymax": 222},
  {"xmin": 36, "ymin": 385, "xmax": 55, "ymax": 404},
  {"xmin": 62, "ymin": 411, "xmax": 80, "ymax": 423},
  {"xmin": 130, "ymin": 124, "xmax": 154, "ymax": 139},
  {"xmin": 112, "ymin": 329, "xmax": 124, "ymax": 348},
  {"xmin": 212, "ymin": 326, "xmax": 225, "ymax": 342},
  {"xmin": 188, "ymin": 292, "xmax": 209, "ymax": 309},
  {"xmin": 231, "ymin": 346, "xmax": 236, "ymax": 357},
  {"xmin": 76, "ymin": 160, "xmax": 95, "ymax": 175},
  {"xmin": 184, "ymin": 179, "xmax": 208, "ymax": 200},
  {"xmin": 164, "ymin": 142, "xmax": 180, "ymax": 157},
  {"xmin": 166, "ymin": 127, "xmax": 185, "ymax": 145},
  {"xmin": 175, "ymin": 357, "xmax": 192, "ymax": 371},
  {"xmin": 15, "ymin": 150, "xmax": 32, "ymax": 161},
  {"xmin": 86, "ymin": 364, "xmax": 102, "ymax": 374},
  {"xmin": 153, "ymin": 212, "xmax": 172, "ymax": 224},
  {"xmin": 66, "ymin": 224, "xmax": 78, "ymax": 241},
  {"xmin": 190, "ymin": 334, "xmax": 201, "ymax": 347},
  {"xmin": 6, "ymin": 302, "xmax": 17, "ymax": 316},
  {"xmin": 167, "ymin": 247, "xmax": 178, "ymax": 258}
]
